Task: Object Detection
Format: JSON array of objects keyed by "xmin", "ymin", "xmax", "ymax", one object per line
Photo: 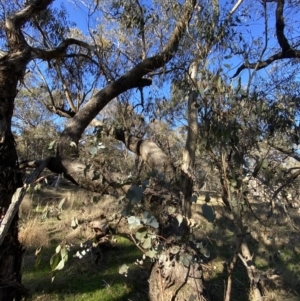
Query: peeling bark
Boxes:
[{"xmin": 149, "ymin": 259, "xmax": 206, "ymax": 301}]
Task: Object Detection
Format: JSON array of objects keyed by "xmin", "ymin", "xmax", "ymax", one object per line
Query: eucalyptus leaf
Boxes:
[
  {"xmin": 150, "ymin": 218, "xmax": 159, "ymax": 229},
  {"xmin": 119, "ymin": 264, "xmax": 129, "ymax": 275},
  {"xmin": 50, "ymin": 253, "xmax": 60, "ymax": 271},
  {"xmin": 142, "ymin": 237, "xmax": 152, "ymax": 249},
  {"xmin": 176, "ymin": 214, "xmax": 183, "ymax": 226},
  {"xmin": 142, "ymin": 211, "xmax": 152, "ymax": 224},
  {"xmin": 135, "ymin": 227, "xmax": 148, "ymax": 241},
  {"xmin": 54, "ymin": 259, "xmax": 65, "ymax": 271},
  {"xmin": 145, "ymin": 249, "xmax": 157, "ymax": 259},
  {"xmin": 127, "ymin": 216, "xmax": 141, "ymax": 229},
  {"xmin": 60, "ymin": 246, "xmax": 68, "ymax": 263},
  {"xmin": 55, "ymin": 245, "xmax": 61, "ymax": 254}
]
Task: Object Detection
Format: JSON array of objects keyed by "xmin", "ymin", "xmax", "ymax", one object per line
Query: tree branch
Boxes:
[
  {"xmin": 5, "ymin": 0, "xmax": 54, "ymax": 50},
  {"xmin": 276, "ymin": 0, "xmax": 290, "ymax": 52},
  {"xmin": 233, "ymin": 0, "xmax": 299, "ymax": 77},
  {"xmin": 268, "ymin": 143, "xmax": 300, "ymax": 162},
  {"xmin": 232, "ymin": 49, "xmax": 300, "ymax": 77},
  {"xmin": 30, "ymin": 38, "xmax": 96, "ymax": 61},
  {"xmin": 46, "ymin": 105, "xmax": 76, "ymax": 118},
  {"xmin": 60, "ymin": 0, "xmax": 196, "ymax": 148},
  {"xmin": 96, "ymin": 124, "xmax": 175, "ymax": 182}
]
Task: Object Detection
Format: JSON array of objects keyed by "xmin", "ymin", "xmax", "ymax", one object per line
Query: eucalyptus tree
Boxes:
[
  {"xmin": 0, "ymin": 1, "xmax": 199, "ymax": 300},
  {"xmin": 1, "ymin": 0, "xmax": 300, "ymax": 300}
]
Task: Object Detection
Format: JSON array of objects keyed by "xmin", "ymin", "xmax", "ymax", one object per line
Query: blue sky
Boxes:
[{"xmin": 50, "ymin": 0, "xmax": 300, "ymax": 112}]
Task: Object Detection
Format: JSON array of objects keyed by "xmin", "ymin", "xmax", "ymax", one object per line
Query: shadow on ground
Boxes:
[
  {"xmin": 191, "ymin": 196, "xmax": 300, "ymax": 301},
  {"xmin": 22, "ymin": 239, "xmax": 149, "ymax": 301}
]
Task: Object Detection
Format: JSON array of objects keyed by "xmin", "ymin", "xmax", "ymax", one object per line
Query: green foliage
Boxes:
[{"xmin": 50, "ymin": 244, "xmax": 69, "ymax": 282}]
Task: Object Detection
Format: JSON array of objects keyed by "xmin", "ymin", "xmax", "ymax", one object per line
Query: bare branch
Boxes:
[
  {"xmin": 268, "ymin": 143, "xmax": 300, "ymax": 162},
  {"xmin": 232, "ymin": 50, "xmax": 300, "ymax": 77},
  {"xmin": 276, "ymin": 0, "xmax": 290, "ymax": 52},
  {"xmin": 5, "ymin": 0, "xmax": 54, "ymax": 50},
  {"xmin": 60, "ymin": 0, "xmax": 197, "ymax": 147},
  {"xmin": 233, "ymin": 0, "xmax": 300, "ymax": 77},
  {"xmin": 30, "ymin": 38, "xmax": 96, "ymax": 61}
]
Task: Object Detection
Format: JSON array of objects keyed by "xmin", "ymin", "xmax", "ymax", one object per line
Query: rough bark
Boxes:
[
  {"xmin": 149, "ymin": 259, "xmax": 206, "ymax": 301},
  {"xmin": 0, "ymin": 1, "xmax": 59, "ymax": 300},
  {"xmin": 0, "ymin": 68, "xmax": 26, "ymax": 301}
]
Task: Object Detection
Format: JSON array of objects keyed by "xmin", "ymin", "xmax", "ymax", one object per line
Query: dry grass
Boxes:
[
  {"xmin": 19, "ymin": 194, "xmax": 33, "ymax": 218},
  {"xmin": 19, "ymin": 185, "xmax": 300, "ymax": 301},
  {"xmin": 19, "ymin": 217, "xmax": 49, "ymax": 248},
  {"xmin": 19, "ymin": 184, "xmax": 121, "ymax": 247}
]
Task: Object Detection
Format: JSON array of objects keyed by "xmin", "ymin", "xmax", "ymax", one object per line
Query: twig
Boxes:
[{"xmin": 129, "ymin": 231, "xmax": 145, "ymax": 253}]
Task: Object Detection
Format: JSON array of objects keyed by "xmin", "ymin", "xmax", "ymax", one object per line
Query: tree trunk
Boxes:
[
  {"xmin": 181, "ymin": 61, "xmax": 199, "ymax": 217},
  {"xmin": 0, "ymin": 70, "xmax": 25, "ymax": 300},
  {"xmin": 149, "ymin": 258, "xmax": 207, "ymax": 301}
]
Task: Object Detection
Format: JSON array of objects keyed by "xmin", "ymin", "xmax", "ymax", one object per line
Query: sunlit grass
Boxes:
[
  {"xmin": 22, "ymin": 236, "xmax": 148, "ymax": 301},
  {"xmin": 20, "ymin": 187, "xmax": 300, "ymax": 301}
]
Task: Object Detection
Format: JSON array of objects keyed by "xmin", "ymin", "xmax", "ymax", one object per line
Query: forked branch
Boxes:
[{"xmin": 233, "ymin": 0, "xmax": 299, "ymax": 77}]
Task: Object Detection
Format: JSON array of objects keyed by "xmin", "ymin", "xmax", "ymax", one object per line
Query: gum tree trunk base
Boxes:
[{"xmin": 148, "ymin": 257, "xmax": 208, "ymax": 301}]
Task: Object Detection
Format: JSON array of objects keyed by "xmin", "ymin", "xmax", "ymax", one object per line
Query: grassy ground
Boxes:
[
  {"xmin": 20, "ymin": 184, "xmax": 300, "ymax": 301},
  {"xmin": 22, "ymin": 237, "xmax": 148, "ymax": 301},
  {"xmin": 20, "ymin": 184, "xmax": 149, "ymax": 301}
]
